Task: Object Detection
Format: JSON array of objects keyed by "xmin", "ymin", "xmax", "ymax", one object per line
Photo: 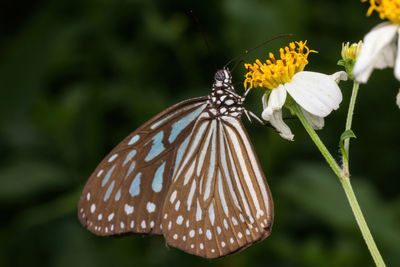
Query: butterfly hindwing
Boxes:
[
  {"xmin": 78, "ymin": 97, "xmax": 208, "ymax": 236},
  {"xmin": 161, "ymin": 113, "xmax": 273, "ymax": 258}
]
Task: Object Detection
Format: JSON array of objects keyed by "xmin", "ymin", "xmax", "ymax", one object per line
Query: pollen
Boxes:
[
  {"xmin": 363, "ymin": 0, "xmax": 400, "ymax": 24},
  {"xmin": 244, "ymin": 41, "xmax": 317, "ymax": 90}
]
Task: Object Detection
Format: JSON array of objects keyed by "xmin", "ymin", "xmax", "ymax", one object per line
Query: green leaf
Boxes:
[{"xmin": 339, "ymin": 129, "xmax": 357, "ymax": 163}]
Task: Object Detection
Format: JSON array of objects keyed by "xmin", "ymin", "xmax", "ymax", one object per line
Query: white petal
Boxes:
[
  {"xmin": 353, "ymin": 22, "xmax": 398, "ymax": 83},
  {"xmin": 395, "ymin": 28, "xmax": 400, "ymax": 81},
  {"xmin": 268, "ymin": 84, "xmax": 287, "ymax": 110},
  {"xmin": 261, "ymin": 93, "xmax": 271, "ymax": 119},
  {"xmin": 301, "ymin": 107, "xmax": 324, "ymax": 130},
  {"xmin": 262, "ymin": 92, "xmax": 268, "ymax": 109},
  {"xmin": 285, "ymin": 71, "xmax": 343, "ymax": 117},
  {"xmin": 265, "ymin": 109, "xmax": 294, "ymax": 141},
  {"xmin": 261, "ymin": 87, "xmax": 286, "ymax": 119},
  {"xmin": 374, "ymin": 39, "xmax": 396, "ymax": 69},
  {"xmin": 396, "ymin": 89, "xmax": 400, "ymax": 109},
  {"xmin": 330, "ymin": 71, "xmax": 348, "ymax": 84}
]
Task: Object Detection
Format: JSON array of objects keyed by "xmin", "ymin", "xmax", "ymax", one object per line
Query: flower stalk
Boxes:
[
  {"xmin": 289, "ymin": 102, "xmax": 386, "ymax": 267},
  {"xmin": 343, "ymin": 81, "xmax": 360, "ymax": 172}
]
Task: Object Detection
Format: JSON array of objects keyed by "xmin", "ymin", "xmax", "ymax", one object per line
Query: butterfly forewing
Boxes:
[
  {"xmin": 161, "ymin": 113, "xmax": 273, "ymax": 258},
  {"xmin": 78, "ymin": 97, "xmax": 208, "ymax": 236},
  {"xmin": 79, "ymin": 67, "xmax": 275, "ymax": 259}
]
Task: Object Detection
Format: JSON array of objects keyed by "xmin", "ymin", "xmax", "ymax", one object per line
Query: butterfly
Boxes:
[{"xmin": 78, "ymin": 67, "xmax": 274, "ymax": 259}]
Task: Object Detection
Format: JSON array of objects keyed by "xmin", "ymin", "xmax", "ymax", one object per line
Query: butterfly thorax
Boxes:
[{"xmin": 208, "ymin": 68, "xmax": 244, "ymax": 118}]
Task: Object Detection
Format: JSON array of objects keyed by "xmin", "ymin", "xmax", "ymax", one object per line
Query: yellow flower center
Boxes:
[
  {"xmin": 363, "ymin": 0, "xmax": 400, "ymax": 24},
  {"xmin": 244, "ymin": 41, "xmax": 317, "ymax": 90},
  {"xmin": 341, "ymin": 41, "xmax": 363, "ymax": 61}
]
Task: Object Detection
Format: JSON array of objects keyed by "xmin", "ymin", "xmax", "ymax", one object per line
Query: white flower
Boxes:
[
  {"xmin": 353, "ymin": 22, "xmax": 399, "ymax": 83},
  {"xmin": 397, "ymin": 89, "xmax": 400, "ymax": 109},
  {"xmin": 261, "ymin": 71, "xmax": 346, "ymax": 140}
]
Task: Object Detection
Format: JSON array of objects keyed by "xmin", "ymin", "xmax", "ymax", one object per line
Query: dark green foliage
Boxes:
[{"xmin": 0, "ymin": 0, "xmax": 399, "ymax": 266}]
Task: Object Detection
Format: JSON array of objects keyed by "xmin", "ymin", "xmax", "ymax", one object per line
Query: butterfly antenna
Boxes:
[
  {"xmin": 188, "ymin": 10, "xmax": 216, "ymax": 69},
  {"xmin": 232, "ymin": 59, "xmax": 247, "ymax": 73},
  {"xmin": 224, "ymin": 33, "xmax": 293, "ymax": 69}
]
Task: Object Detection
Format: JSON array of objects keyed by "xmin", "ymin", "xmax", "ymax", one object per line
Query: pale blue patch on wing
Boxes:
[
  {"xmin": 150, "ymin": 102, "xmax": 204, "ymax": 130},
  {"xmin": 104, "ymin": 180, "xmax": 115, "ymax": 201},
  {"xmin": 101, "ymin": 164, "xmax": 116, "ymax": 187},
  {"xmin": 128, "ymin": 134, "xmax": 140, "ymax": 145},
  {"xmin": 123, "ymin": 150, "xmax": 137, "ymax": 166},
  {"xmin": 152, "ymin": 161, "xmax": 166, "ymax": 192},
  {"xmin": 126, "ymin": 161, "xmax": 136, "ymax": 178},
  {"xmin": 172, "ymin": 135, "xmax": 191, "ymax": 178},
  {"xmin": 115, "ymin": 188, "xmax": 121, "ymax": 201},
  {"xmin": 145, "ymin": 131, "xmax": 165, "ymax": 162},
  {"xmin": 150, "ymin": 113, "xmax": 175, "ymax": 130},
  {"xmin": 168, "ymin": 104, "xmax": 207, "ymax": 143},
  {"xmin": 129, "ymin": 172, "xmax": 142, "ymax": 197}
]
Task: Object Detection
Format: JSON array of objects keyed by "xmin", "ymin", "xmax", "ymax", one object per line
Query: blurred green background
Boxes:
[{"xmin": 1, "ymin": 0, "xmax": 399, "ymax": 266}]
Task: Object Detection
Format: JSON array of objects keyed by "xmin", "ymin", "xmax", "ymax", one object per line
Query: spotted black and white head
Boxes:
[
  {"xmin": 208, "ymin": 68, "xmax": 244, "ymax": 118},
  {"xmin": 214, "ymin": 68, "xmax": 232, "ymax": 86}
]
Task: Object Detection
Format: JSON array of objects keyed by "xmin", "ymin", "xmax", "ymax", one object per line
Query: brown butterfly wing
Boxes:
[
  {"xmin": 160, "ymin": 114, "xmax": 273, "ymax": 258},
  {"xmin": 78, "ymin": 97, "xmax": 208, "ymax": 236}
]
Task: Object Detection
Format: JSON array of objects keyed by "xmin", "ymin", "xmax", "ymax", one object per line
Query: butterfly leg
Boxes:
[{"xmin": 243, "ymin": 109, "xmax": 269, "ymax": 126}]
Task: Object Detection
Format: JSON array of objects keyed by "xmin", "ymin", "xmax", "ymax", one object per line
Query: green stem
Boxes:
[
  {"xmin": 340, "ymin": 178, "xmax": 385, "ymax": 267},
  {"xmin": 289, "ymin": 104, "xmax": 342, "ymax": 178},
  {"xmin": 343, "ymin": 81, "xmax": 360, "ymax": 171},
  {"xmin": 289, "ymin": 103, "xmax": 385, "ymax": 267}
]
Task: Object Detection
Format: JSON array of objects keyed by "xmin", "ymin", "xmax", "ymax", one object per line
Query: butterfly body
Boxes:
[{"xmin": 79, "ymin": 68, "xmax": 273, "ymax": 259}]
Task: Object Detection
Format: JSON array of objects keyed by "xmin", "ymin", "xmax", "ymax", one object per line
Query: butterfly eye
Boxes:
[{"xmin": 214, "ymin": 70, "xmax": 226, "ymax": 82}]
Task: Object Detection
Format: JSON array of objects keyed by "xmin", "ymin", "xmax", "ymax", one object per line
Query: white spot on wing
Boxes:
[
  {"xmin": 108, "ymin": 213, "xmax": 114, "ymax": 221},
  {"xmin": 206, "ymin": 229, "xmax": 212, "ymax": 240},
  {"xmin": 232, "ymin": 217, "xmax": 238, "ymax": 226},
  {"xmin": 128, "ymin": 134, "xmax": 140, "ymax": 145},
  {"xmin": 124, "ymin": 204, "xmax": 134, "ymax": 215},
  {"xmin": 146, "ymin": 202, "xmax": 156, "ymax": 213},
  {"xmin": 176, "ymin": 215, "xmax": 183, "ymax": 225},
  {"xmin": 108, "ymin": 153, "xmax": 118, "ymax": 162},
  {"xmin": 208, "ymin": 203, "xmax": 215, "ymax": 226},
  {"xmin": 223, "ymin": 218, "xmax": 228, "ymax": 229},
  {"xmin": 175, "ymin": 200, "xmax": 180, "ymax": 211},
  {"xmin": 170, "ymin": 190, "xmax": 177, "ymax": 203},
  {"xmin": 187, "ymin": 180, "xmax": 196, "ymax": 211},
  {"xmin": 90, "ymin": 204, "xmax": 96, "ymax": 213},
  {"xmin": 196, "ymin": 199, "xmax": 202, "ymax": 221}
]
